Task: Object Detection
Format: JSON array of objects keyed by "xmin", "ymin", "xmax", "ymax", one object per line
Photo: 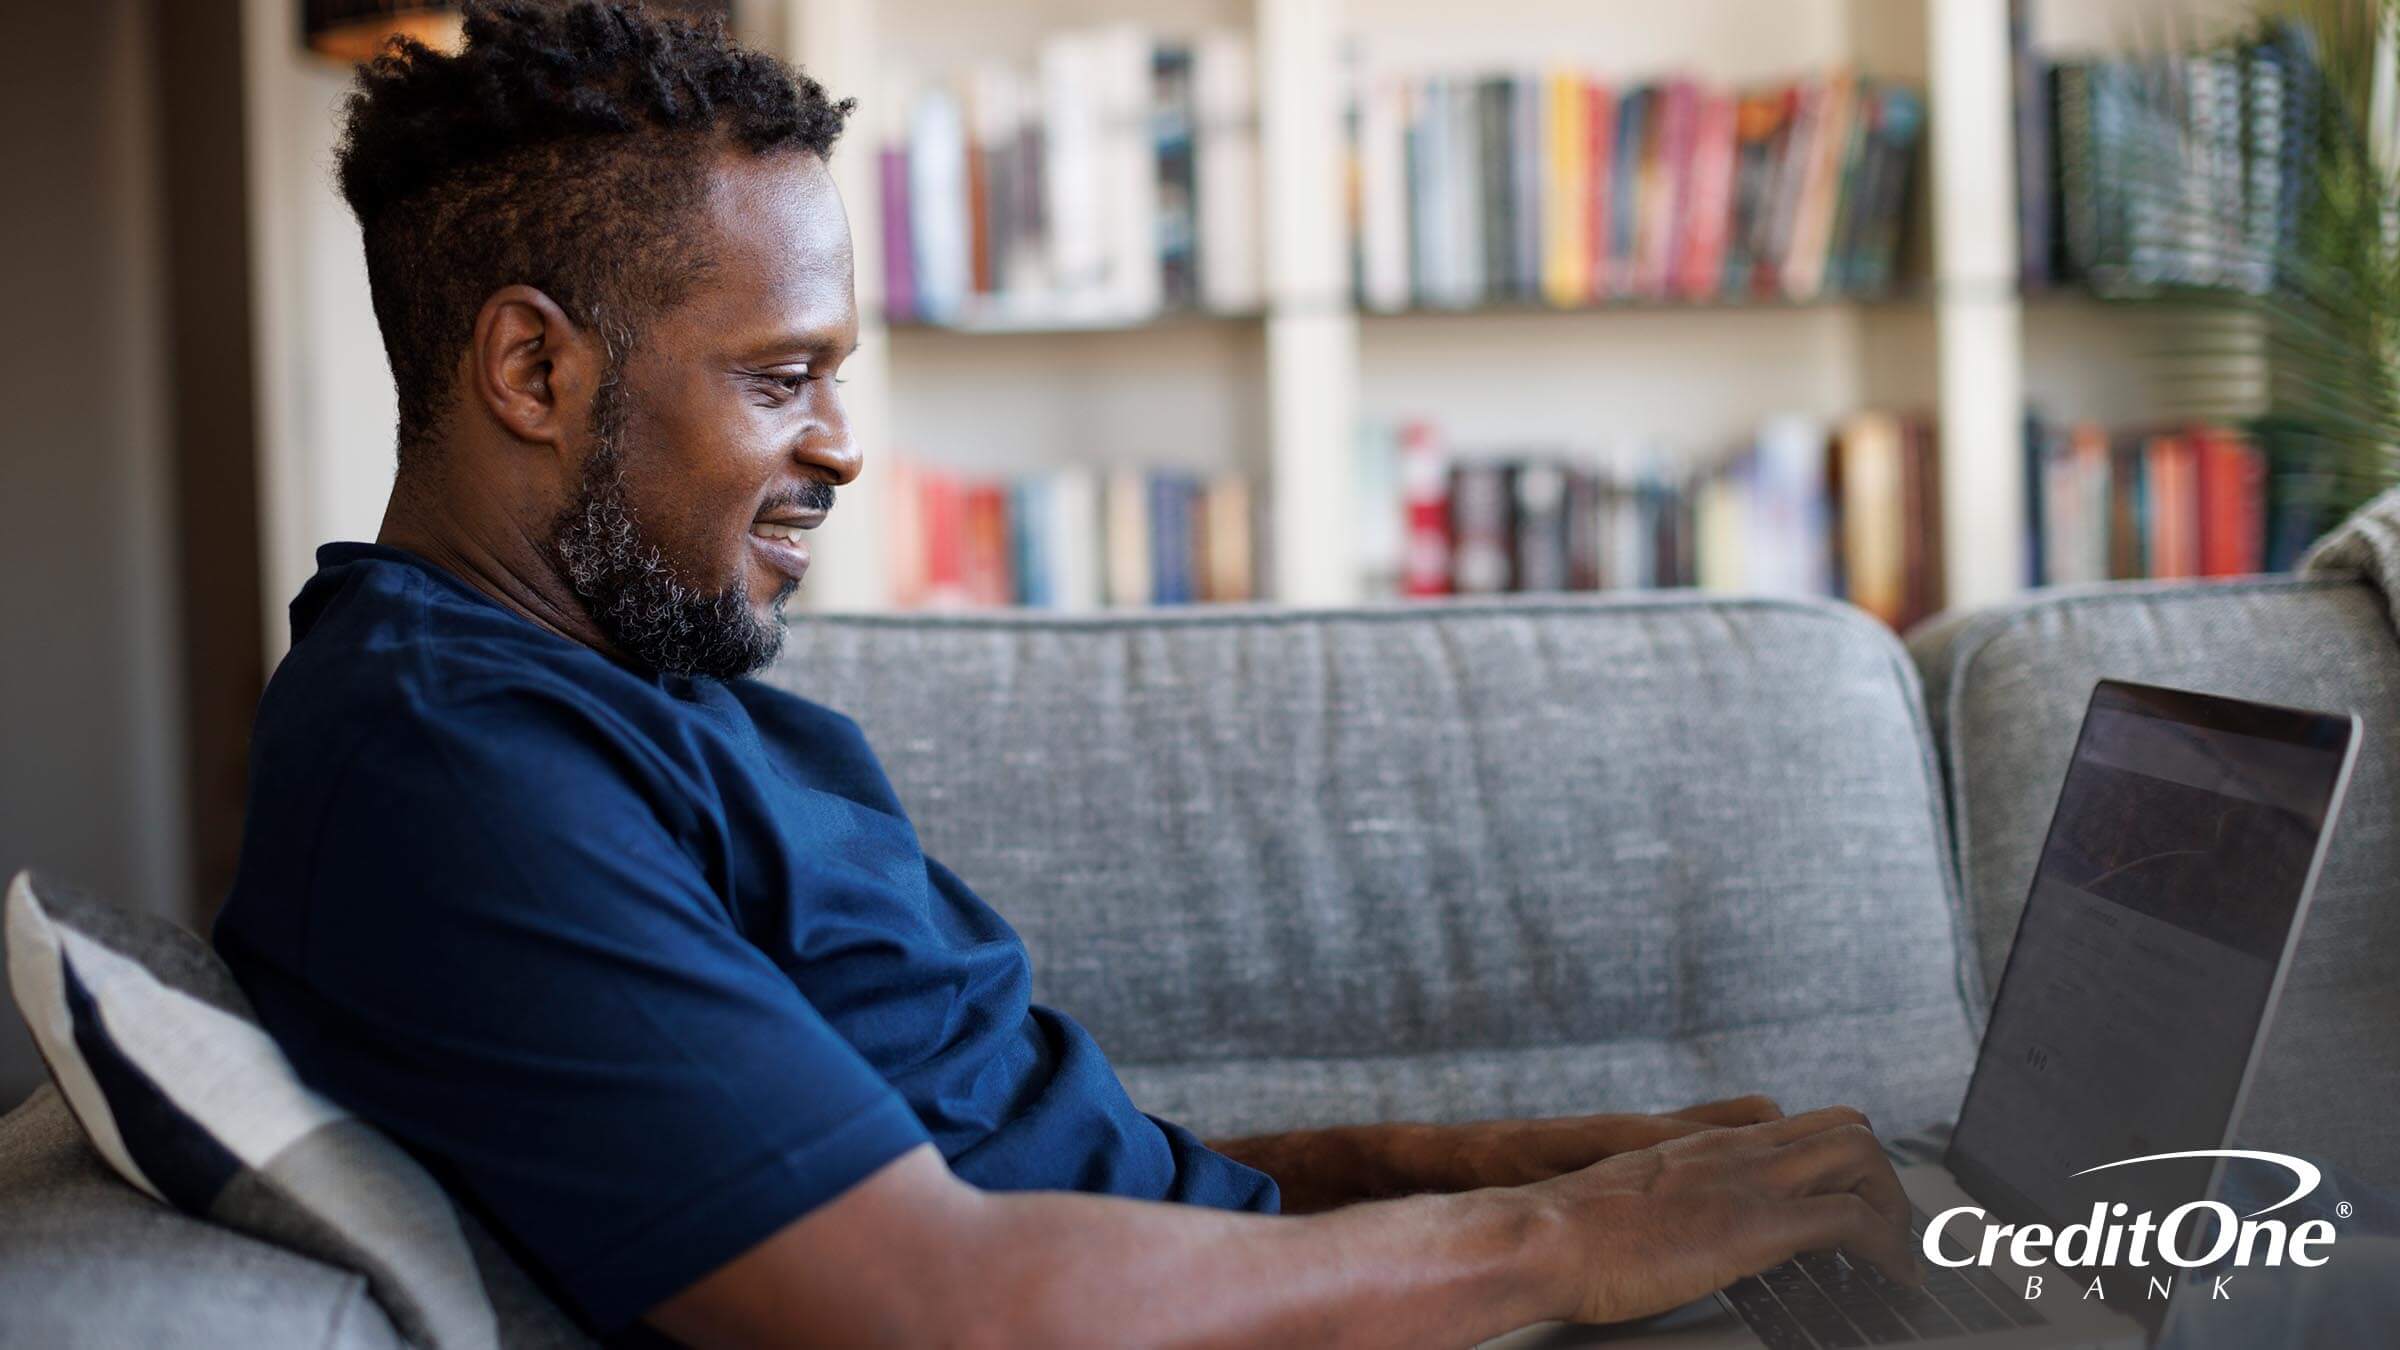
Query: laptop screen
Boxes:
[{"xmin": 1945, "ymin": 680, "xmax": 2355, "ymax": 1242}]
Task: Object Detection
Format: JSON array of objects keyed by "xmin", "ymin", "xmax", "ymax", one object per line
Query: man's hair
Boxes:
[{"xmin": 336, "ymin": 0, "xmax": 854, "ymax": 464}]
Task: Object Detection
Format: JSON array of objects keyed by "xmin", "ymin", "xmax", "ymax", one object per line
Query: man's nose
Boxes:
[{"xmin": 799, "ymin": 423, "xmax": 862, "ymax": 487}]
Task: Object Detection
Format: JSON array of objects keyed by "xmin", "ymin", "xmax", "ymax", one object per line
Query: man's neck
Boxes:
[{"xmin": 377, "ymin": 489, "xmax": 627, "ymax": 663}]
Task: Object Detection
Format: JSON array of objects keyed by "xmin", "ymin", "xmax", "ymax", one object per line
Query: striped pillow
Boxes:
[{"xmin": 3, "ymin": 870, "xmax": 590, "ymax": 1349}]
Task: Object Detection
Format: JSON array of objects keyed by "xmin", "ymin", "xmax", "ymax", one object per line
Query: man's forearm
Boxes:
[
  {"xmin": 1211, "ymin": 1097, "xmax": 1787, "ymax": 1213},
  {"xmin": 651, "ymin": 1145, "xmax": 1571, "ymax": 1350},
  {"xmin": 943, "ymin": 1183, "xmax": 1566, "ymax": 1349}
]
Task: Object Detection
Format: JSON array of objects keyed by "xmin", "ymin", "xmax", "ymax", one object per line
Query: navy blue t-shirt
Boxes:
[{"xmin": 213, "ymin": 544, "xmax": 1277, "ymax": 1336}]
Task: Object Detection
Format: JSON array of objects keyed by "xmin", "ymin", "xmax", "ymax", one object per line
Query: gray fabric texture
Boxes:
[
  {"xmin": 1906, "ymin": 575, "xmax": 2400, "ymax": 1184},
  {"xmin": 769, "ymin": 594, "xmax": 1983, "ymax": 1139},
  {"xmin": 212, "ymin": 1122, "xmax": 592, "ymax": 1350},
  {"xmin": 0, "ymin": 1085, "xmax": 407, "ymax": 1350},
  {"xmin": 2302, "ymin": 480, "xmax": 2400, "ymax": 588},
  {"xmin": 4, "ymin": 872, "xmax": 589, "ymax": 1349}
]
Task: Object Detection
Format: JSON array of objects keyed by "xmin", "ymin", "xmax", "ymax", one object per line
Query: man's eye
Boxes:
[{"xmin": 748, "ymin": 371, "xmax": 813, "ymax": 401}]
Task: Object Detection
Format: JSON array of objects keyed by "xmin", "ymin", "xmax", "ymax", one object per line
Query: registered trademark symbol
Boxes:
[{"xmin": 2337, "ymin": 1202, "xmax": 2354, "ymax": 1219}]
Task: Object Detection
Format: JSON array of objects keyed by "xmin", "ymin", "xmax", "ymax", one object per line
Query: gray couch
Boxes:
[{"xmin": 4, "ymin": 580, "xmax": 2394, "ymax": 1345}]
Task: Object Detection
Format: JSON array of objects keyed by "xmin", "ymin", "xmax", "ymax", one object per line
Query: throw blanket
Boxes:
[{"xmin": 2304, "ymin": 483, "xmax": 2400, "ymax": 597}]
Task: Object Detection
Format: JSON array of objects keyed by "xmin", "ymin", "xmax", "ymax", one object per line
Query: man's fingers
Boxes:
[
  {"xmin": 1770, "ymin": 1122, "xmax": 1910, "ymax": 1233},
  {"xmin": 1755, "ymin": 1104, "xmax": 1874, "ymax": 1145},
  {"xmin": 1669, "ymin": 1094, "xmax": 1784, "ymax": 1126},
  {"xmin": 1786, "ymin": 1193, "xmax": 1922, "ymax": 1287}
]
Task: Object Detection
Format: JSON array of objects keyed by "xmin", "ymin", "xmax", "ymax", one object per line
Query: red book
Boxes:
[
  {"xmin": 1678, "ymin": 91, "xmax": 1739, "ymax": 299},
  {"xmin": 2143, "ymin": 433, "xmax": 2202, "ymax": 580},
  {"xmin": 1399, "ymin": 421, "xmax": 1452, "ymax": 597},
  {"xmin": 962, "ymin": 483, "xmax": 1014, "ymax": 606},
  {"xmin": 2197, "ymin": 426, "xmax": 2266, "ymax": 576},
  {"xmin": 1585, "ymin": 79, "xmax": 1616, "ymax": 305},
  {"xmin": 1638, "ymin": 79, "xmax": 1697, "ymax": 299},
  {"xmin": 920, "ymin": 471, "xmax": 968, "ymax": 608}
]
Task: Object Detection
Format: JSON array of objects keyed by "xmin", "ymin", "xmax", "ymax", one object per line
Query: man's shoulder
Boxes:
[{"xmin": 264, "ymin": 546, "xmax": 672, "ymax": 754}]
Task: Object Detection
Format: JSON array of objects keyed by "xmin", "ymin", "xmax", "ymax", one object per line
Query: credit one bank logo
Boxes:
[{"xmin": 1920, "ymin": 1152, "xmax": 2338, "ymax": 1302}]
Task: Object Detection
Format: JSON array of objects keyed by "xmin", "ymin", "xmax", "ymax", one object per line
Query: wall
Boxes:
[
  {"xmin": 243, "ymin": 0, "xmax": 401, "ymax": 663},
  {"xmin": 0, "ymin": 0, "xmax": 187, "ymax": 1104}
]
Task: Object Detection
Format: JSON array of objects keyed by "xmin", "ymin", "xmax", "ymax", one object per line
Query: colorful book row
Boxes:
[
  {"xmin": 1358, "ymin": 413, "xmax": 1945, "ymax": 630},
  {"xmin": 2024, "ymin": 418, "xmax": 2269, "ymax": 587},
  {"xmin": 878, "ymin": 29, "xmax": 1261, "ymax": 327},
  {"xmin": 882, "ymin": 461, "xmax": 1258, "ymax": 610},
  {"xmin": 2016, "ymin": 21, "xmax": 2318, "ymax": 295},
  {"xmin": 1348, "ymin": 68, "xmax": 1924, "ymax": 312}
]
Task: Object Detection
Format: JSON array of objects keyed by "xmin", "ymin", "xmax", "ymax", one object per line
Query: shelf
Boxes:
[
  {"xmin": 1357, "ymin": 290, "xmax": 1928, "ymax": 321},
  {"xmin": 884, "ymin": 307, "xmax": 1266, "ymax": 337}
]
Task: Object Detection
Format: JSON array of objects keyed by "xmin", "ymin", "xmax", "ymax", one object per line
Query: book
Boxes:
[
  {"xmin": 962, "ymin": 482, "xmax": 1014, "ymax": 606},
  {"xmin": 907, "ymin": 85, "xmax": 972, "ymax": 322},
  {"xmin": 1677, "ymin": 90, "xmax": 1739, "ymax": 299},
  {"xmin": 1151, "ymin": 45, "xmax": 1200, "ymax": 311},
  {"xmin": 1200, "ymin": 474, "xmax": 1255, "ymax": 602},
  {"xmin": 1448, "ymin": 461, "xmax": 1514, "ymax": 594},
  {"xmin": 1541, "ymin": 71, "xmax": 1590, "ymax": 307},
  {"xmin": 1583, "ymin": 79, "xmax": 1617, "ymax": 304},
  {"xmin": 1783, "ymin": 71, "xmax": 1855, "ymax": 299},
  {"xmin": 1193, "ymin": 31, "xmax": 1261, "ymax": 313},
  {"xmin": 1399, "ymin": 421, "xmax": 1451, "ymax": 596},
  {"xmin": 1045, "ymin": 468, "xmax": 1102, "ymax": 610},
  {"xmin": 1358, "ymin": 69, "xmax": 1414, "ymax": 313},
  {"xmin": 1511, "ymin": 461, "xmax": 1571, "ymax": 591},
  {"xmin": 878, "ymin": 143, "xmax": 917, "ymax": 321},
  {"xmin": 1833, "ymin": 409, "xmax": 1904, "ymax": 625}
]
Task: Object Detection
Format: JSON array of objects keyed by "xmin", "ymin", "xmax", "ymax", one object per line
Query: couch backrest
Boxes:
[
  {"xmin": 771, "ymin": 595, "xmax": 1980, "ymax": 1138},
  {"xmin": 0, "ymin": 1085, "xmax": 406, "ymax": 1349},
  {"xmin": 1910, "ymin": 574, "xmax": 2400, "ymax": 1184}
]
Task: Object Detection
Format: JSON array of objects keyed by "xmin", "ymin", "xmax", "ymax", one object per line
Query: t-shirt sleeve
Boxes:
[{"xmin": 255, "ymin": 687, "xmax": 931, "ymax": 1333}]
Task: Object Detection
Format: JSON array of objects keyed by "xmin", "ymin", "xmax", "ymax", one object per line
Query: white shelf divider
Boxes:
[
  {"xmin": 1928, "ymin": 0, "xmax": 2027, "ymax": 608},
  {"xmin": 1258, "ymin": 0, "xmax": 1360, "ymax": 605}
]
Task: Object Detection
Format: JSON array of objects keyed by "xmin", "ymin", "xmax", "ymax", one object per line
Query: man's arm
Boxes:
[
  {"xmin": 647, "ymin": 1105, "xmax": 1917, "ymax": 1350},
  {"xmin": 1209, "ymin": 1095, "xmax": 1787, "ymax": 1214}
]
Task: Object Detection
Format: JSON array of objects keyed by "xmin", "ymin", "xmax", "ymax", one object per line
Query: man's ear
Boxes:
[{"xmin": 465, "ymin": 284, "xmax": 600, "ymax": 449}]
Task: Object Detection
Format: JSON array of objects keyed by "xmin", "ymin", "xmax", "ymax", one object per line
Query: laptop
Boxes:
[{"xmin": 1489, "ymin": 679, "xmax": 2361, "ymax": 1350}]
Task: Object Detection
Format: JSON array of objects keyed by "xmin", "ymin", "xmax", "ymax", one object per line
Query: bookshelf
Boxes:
[{"xmin": 765, "ymin": 0, "xmax": 2241, "ymax": 616}]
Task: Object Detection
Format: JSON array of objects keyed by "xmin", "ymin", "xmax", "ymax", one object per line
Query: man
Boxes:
[{"xmin": 212, "ymin": 4, "xmax": 1917, "ymax": 1345}]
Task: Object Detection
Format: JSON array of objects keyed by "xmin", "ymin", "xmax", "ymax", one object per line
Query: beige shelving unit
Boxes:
[
  {"xmin": 239, "ymin": 0, "xmax": 2244, "ymax": 653},
  {"xmin": 769, "ymin": 0, "xmax": 2075, "ymax": 613}
]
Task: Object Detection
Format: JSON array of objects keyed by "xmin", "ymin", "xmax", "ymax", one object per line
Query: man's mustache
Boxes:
[{"xmin": 761, "ymin": 481, "xmax": 837, "ymax": 515}]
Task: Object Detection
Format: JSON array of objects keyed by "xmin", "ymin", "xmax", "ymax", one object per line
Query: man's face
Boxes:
[{"xmin": 552, "ymin": 148, "xmax": 860, "ymax": 680}]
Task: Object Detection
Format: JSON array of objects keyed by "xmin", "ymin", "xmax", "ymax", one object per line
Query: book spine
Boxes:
[
  {"xmin": 1584, "ymin": 79, "xmax": 1615, "ymax": 304},
  {"xmin": 1478, "ymin": 76, "xmax": 1514, "ymax": 303},
  {"xmin": 1399, "ymin": 421, "xmax": 1452, "ymax": 595},
  {"xmin": 1152, "ymin": 45, "xmax": 1200, "ymax": 310},
  {"xmin": 1194, "ymin": 32, "xmax": 1262, "ymax": 312},
  {"xmin": 879, "ymin": 143, "xmax": 917, "ymax": 322},
  {"xmin": 1448, "ymin": 462, "xmax": 1515, "ymax": 594},
  {"xmin": 1360, "ymin": 73, "xmax": 1413, "ymax": 313},
  {"xmin": 1542, "ymin": 70, "xmax": 1590, "ymax": 307},
  {"xmin": 1511, "ymin": 72, "xmax": 1543, "ymax": 300}
]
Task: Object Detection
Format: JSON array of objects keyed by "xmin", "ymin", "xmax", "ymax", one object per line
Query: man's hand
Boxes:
[
  {"xmin": 1529, "ymin": 1104, "xmax": 1921, "ymax": 1326},
  {"xmin": 1210, "ymin": 1093, "xmax": 1786, "ymax": 1211},
  {"xmin": 1440, "ymin": 1094, "xmax": 1787, "ymax": 1189}
]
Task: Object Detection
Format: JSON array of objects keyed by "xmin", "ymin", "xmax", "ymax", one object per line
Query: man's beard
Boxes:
[{"xmin": 549, "ymin": 382, "xmax": 807, "ymax": 681}]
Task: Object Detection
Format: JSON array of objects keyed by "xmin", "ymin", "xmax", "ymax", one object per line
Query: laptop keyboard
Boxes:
[{"xmin": 1722, "ymin": 1205, "xmax": 2048, "ymax": 1347}]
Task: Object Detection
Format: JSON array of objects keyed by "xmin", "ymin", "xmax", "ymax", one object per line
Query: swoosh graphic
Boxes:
[{"xmin": 2069, "ymin": 1150, "xmax": 2322, "ymax": 1219}]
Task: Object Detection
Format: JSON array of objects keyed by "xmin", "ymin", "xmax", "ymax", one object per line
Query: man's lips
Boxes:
[{"xmin": 748, "ymin": 511, "xmax": 825, "ymax": 583}]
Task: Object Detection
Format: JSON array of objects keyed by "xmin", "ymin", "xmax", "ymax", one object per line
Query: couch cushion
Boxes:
[
  {"xmin": 0, "ymin": 1084, "xmax": 404, "ymax": 1349},
  {"xmin": 1908, "ymin": 575, "xmax": 2400, "ymax": 1182},
  {"xmin": 2, "ymin": 872, "xmax": 590, "ymax": 1348},
  {"xmin": 770, "ymin": 595, "xmax": 1980, "ymax": 1138}
]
